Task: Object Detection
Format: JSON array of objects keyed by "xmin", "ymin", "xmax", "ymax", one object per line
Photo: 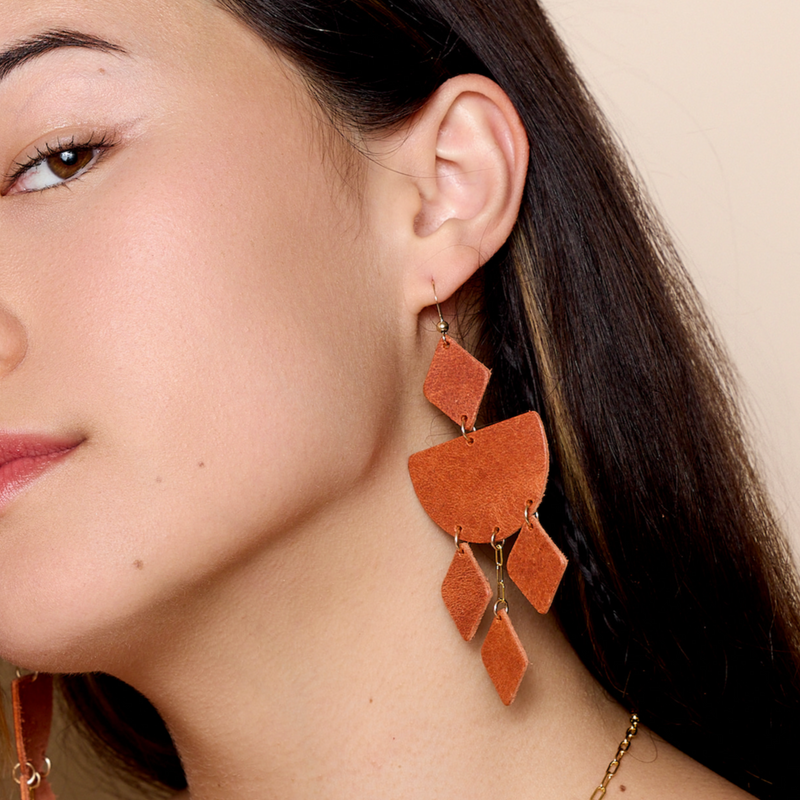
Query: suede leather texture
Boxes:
[
  {"xmin": 423, "ymin": 338, "xmax": 490, "ymax": 430},
  {"xmin": 411, "ymin": 342, "xmax": 569, "ymax": 705},
  {"xmin": 408, "ymin": 412, "xmax": 549, "ymax": 542},
  {"xmin": 481, "ymin": 609, "xmax": 529, "ymax": 706},
  {"xmin": 12, "ymin": 673, "xmax": 55, "ymax": 800},
  {"xmin": 441, "ymin": 542, "xmax": 493, "ymax": 641},
  {"xmin": 507, "ymin": 515, "xmax": 568, "ymax": 614}
]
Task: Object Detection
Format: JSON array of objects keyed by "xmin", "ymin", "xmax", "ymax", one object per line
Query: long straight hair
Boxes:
[{"xmin": 60, "ymin": 2, "xmax": 800, "ymax": 797}]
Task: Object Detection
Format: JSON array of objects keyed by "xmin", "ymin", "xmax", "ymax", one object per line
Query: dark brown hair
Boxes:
[{"xmin": 59, "ymin": 2, "xmax": 800, "ymax": 797}]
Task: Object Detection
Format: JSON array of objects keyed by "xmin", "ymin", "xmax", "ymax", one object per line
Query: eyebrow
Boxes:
[{"xmin": 0, "ymin": 29, "xmax": 127, "ymax": 82}]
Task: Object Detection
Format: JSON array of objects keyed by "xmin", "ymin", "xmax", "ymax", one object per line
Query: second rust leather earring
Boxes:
[
  {"xmin": 408, "ymin": 290, "xmax": 568, "ymax": 705},
  {"xmin": 11, "ymin": 671, "xmax": 55, "ymax": 800}
]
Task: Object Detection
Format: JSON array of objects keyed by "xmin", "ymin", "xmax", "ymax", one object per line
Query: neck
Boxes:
[{"xmin": 107, "ymin": 459, "xmax": 638, "ymax": 800}]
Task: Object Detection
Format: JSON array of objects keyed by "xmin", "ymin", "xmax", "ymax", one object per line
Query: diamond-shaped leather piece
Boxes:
[
  {"xmin": 441, "ymin": 542, "xmax": 492, "ymax": 641},
  {"xmin": 507, "ymin": 516, "xmax": 568, "ymax": 614},
  {"xmin": 481, "ymin": 610, "xmax": 529, "ymax": 705},
  {"xmin": 423, "ymin": 338, "xmax": 490, "ymax": 429}
]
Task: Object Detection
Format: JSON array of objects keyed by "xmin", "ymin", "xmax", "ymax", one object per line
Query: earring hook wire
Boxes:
[{"xmin": 432, "ymin": 280, "xmax": 449, "ymax": 342}]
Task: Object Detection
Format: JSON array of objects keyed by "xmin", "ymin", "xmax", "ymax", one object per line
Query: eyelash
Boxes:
[{"xmin": 4, "ymin": 132, "xmax": 116, "ymax": 194}]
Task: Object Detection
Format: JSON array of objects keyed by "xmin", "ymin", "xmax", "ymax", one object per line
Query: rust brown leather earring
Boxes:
[
  {"xmin": 11, "ymin": 671, "xmax": 55, "ymax": 800},
  {"xmin": 408, "ymin": 289, "xmax": 568, "ymax": 705}
]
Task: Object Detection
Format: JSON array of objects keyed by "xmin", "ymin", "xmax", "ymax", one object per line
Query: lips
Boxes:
[{"xmin": 0, "ymin": 434, "xmax": 83, "ymax": 512}]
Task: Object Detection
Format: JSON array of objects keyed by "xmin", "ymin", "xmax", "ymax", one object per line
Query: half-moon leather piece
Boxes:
[
  {"xmin": 441, "ymin": 542, "xmax": 492, "ymax": 641},
  {"xmin": 423, "ymin": 338, "xmax": 490, "ymax": 430},
  {"xmin": 507, "ymin": 515, "xmax": 568, "ymax": 614},
  {"xmin": 408, "ymin": 412, "xmax": 549, "ymax": 543},
  {"xmin": 481, "ymin": 609, "xmax": 529, "ymax": 705},
  {"xmin": 12, "ymin": 673, "xmax": 55, "ymax": 800}
]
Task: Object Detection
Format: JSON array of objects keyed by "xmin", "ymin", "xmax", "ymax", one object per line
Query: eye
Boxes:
[
  {"xmin": 11, "ymin": 146, "xmax": 98, "ymax": 194},
  {"xmin": 5, "ymin": 136, "xmax": 112, "ymax": 196},
  {"xmin": 47, "ymin": 147, "xmax": 95, "ymax": 179}
]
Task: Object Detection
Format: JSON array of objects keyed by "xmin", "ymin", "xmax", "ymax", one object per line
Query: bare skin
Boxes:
[{"xmin": 0, "ymin": 1, "xmax": 755, "ymax": 798}]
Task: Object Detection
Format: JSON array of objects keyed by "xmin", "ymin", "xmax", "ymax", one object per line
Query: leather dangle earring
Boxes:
[
  {"xmin": 408, "ymin": 287, "xmax": 568, "ymax": 705},
  {"xmin": 11, "ymin": 671, "xmax": 55, "ymax": 800}
]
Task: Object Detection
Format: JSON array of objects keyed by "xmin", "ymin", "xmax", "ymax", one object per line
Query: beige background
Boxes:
[
  {"xmin": 548, "ymin": 0, "xmax": 800, "ymax": 547},
  {"xmin": 2, "ymin": 2, "xmax": 799, "ymax": 798}
]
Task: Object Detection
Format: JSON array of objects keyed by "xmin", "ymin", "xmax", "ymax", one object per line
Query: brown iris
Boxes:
[{"xmin": 46, "ymin": 148, "xmax": 95, "ymax": 180}]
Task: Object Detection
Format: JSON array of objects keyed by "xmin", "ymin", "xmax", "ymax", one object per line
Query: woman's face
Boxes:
[{"xmin": 0, "ymin": 0, "xmax": 400, "ymax": 668}]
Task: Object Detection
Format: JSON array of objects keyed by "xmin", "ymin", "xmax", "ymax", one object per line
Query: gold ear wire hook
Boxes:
[{"xmin": 432, "ymin": 281, "xmax": 449, "ymax": 341}]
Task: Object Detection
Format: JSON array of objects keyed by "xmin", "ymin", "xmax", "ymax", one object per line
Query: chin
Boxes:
[{"xmin": 0, "ymin": 583, "xmax": 147, "ymax": 676}]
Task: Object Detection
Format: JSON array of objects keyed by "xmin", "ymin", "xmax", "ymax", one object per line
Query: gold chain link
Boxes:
[
  {"xmin": 12, "ymin": 755, "xmax": 51, "ymax": 800},
  {"xmin": 490, "ymin": 529, "xmax": 507, "ymax": 615},
  {"xmin": 590, "ymin": 714, "xmax": 639, "ymax": 800}
]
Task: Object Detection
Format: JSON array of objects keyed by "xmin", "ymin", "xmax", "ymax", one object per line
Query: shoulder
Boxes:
[{"xmin": 627, "ymin": 729, "xmax": 759, "ymax": 800}]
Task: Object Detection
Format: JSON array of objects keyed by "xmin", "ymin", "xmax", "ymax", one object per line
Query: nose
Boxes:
[{"xmin": 0, "ymin": 305, "xmax": 27, "ymax": 376}]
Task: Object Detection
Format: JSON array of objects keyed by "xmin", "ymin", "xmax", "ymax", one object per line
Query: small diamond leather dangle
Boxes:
[
  {"xmin": 441, "ymin": 529, "xmax": 492, "ymax": 641},
  {"xmin": 507, "ymin": 501, "xmax": 568, "ymax": 614},
  {"xmin": 11, "ymin": 671, "xmax": 55, "ymax": 800},
  {"xmin": 480, "ymin": 532, "xmax": 529, "ymax": 705},
  {"xmin": 408, "ymin": 284, "xmax": 568, "ymax": 704}
]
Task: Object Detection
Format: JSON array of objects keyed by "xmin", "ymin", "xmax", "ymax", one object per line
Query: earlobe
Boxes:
[{"xmin": 397, "ymin": 75, "xmax": 529, "ymax": 312}]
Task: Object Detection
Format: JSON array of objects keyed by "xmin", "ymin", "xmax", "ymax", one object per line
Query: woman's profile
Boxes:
[{"xmin": 0, "ymin": 1, "xmax": 797, "ymax": 799}]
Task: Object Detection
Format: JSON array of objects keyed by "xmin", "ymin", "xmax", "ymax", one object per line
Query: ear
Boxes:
[{"xmin": 368, "ymin": 74, "xmax": 529, "ymax": 315}]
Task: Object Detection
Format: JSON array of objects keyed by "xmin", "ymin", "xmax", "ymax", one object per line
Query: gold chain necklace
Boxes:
[{"xmin": 590, "ymin": 714, "xmax": 640, "ymax": 799}]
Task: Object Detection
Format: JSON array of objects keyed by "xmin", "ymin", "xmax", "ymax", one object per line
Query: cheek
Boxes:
[
  {"xmin": 86, "ymin": 130, "xmax": 381, "ymax": 510},
  {"xmin": 0, "ymin": 105, "xmax": 387, "ymax": 666}
]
